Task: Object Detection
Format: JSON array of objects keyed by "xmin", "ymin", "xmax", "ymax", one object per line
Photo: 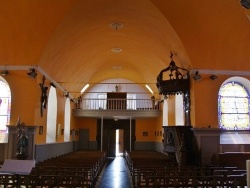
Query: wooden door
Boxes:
[
  {"xmin": 108, "ymin": 129, "xmax": 116, "ymax": 157},
  {"xmin": 107, "ymin": 92, "xmax": 127, "ymax": 109},
  {"xmin": 79, "ymin": 129, "xmax": 89, "ymax": 150},
  {"xmin": 97, "ymin": 119, "xmax": 136, "ymax": 152}
]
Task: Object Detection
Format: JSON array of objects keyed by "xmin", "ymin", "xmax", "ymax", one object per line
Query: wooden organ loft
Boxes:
[{"xmin": 157, "ymin": 53, "xmax": 199, "ymax": 167}]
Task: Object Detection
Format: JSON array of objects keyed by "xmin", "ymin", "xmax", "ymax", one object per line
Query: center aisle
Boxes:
[{"xmin": 96, "ymin": 156, "xmax": 133, "ymax": 188}]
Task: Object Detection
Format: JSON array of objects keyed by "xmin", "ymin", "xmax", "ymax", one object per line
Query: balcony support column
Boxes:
[
  {"xmin": 130, "ymin": 117, "xmax": 132, "ymax": 152},
  {"xmin": 101, "ymin": 116, "xmax": 103, "ymax": 152}
]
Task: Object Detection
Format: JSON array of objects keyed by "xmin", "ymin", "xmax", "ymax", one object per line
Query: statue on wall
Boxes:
[
  {"xmin": 15, "ymin": 117, "xmax": 29, "ymax": 159},
  {"xmin": 39, "ymin": 76, "xmax": 48, "ymax": 117}
]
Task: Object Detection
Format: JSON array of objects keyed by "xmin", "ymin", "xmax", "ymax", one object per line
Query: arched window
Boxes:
[
  {"xmin": 46, "ymin": 86, "xmax": 57, "ymax": 143},
  {"xmin": 218, "ymin": 81, "xmax": 250, "ymax": 130},
  {"xmin": 0, "ymin": 77, "xmax": 11, "ymax": 131},
  {"xmin": 64, "ymin": 98, "xmax": 71, "ymax": 142}
]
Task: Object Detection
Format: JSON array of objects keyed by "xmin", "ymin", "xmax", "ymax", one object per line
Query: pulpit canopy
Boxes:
[{"xmin": 156, "ymin": 53, "xmax": 190, "ymax": 96}]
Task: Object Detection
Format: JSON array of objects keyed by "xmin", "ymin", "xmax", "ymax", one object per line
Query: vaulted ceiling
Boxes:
[{"xmin": 0, "ymin": 0, "xmax": 250, "ymax": 97}]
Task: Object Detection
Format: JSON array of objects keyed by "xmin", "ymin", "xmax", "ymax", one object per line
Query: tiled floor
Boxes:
[{"xmin": 96, "ymin": 156, "xmax": 133, "ymax": 188}]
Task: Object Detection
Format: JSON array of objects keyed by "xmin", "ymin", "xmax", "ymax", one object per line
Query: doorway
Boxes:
[
  {"xmin": 116, "ymin": 129, "xmax": 124, "ymax": 156},
  {"xmin": 97, "ymin": 119, "xmax": 135, "ymax": 157},
  {"xmin": 107, "ymin": 129, "xmax": 124, "ymax": 157}
]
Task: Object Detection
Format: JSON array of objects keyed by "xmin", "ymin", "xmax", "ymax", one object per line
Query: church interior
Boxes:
[{"xmin": 0, "ymin": 0, "xmax": 250, "ymax": 187}]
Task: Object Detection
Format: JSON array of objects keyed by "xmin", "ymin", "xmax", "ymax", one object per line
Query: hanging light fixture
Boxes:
[{"xmin": 27, "ymin": 68, "xmax": 37, "ymax": 78}]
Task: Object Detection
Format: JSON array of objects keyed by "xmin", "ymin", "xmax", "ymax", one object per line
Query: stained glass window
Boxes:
[
  {"xmin": 218, "ymin": 82, "xmax": 250, "ymax": 130},
  {"xmin": 0, "ymin": 79, "xmax": 11, "ymax": 130}
]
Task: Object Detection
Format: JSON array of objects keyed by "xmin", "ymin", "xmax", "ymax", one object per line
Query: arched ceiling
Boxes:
[{"xmin": 0, "ymin": 0, "xmax": 250, "ymax": 97}]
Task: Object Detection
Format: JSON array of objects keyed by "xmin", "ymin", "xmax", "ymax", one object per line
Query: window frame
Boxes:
[{"xmin": 218, "ymin": 81, "xmax": 250, "ymax": 130}]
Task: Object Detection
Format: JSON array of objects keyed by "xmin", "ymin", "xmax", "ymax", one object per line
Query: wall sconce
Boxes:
[
  {"xmin": 192, "ymin": 71, "xmax": 201, "ymax": 81},
  {"xmin": 63, "ymin": 91, "xmax": 69, "ymax": 98},
  {"xmin": 210, "ymin": 75, "xmax": 218, "ymax": 80},
  {"xmin": 27, "ymin": 68, "xmax": 37, "ymax": 78},
  {"xmin": 1, "ymin": 70, "xmax": 9, "ymax": 76}
]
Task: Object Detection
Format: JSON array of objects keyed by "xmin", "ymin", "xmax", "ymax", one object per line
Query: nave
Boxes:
[
  {"xmin": 96, "ymin": 157, "xmax": 133, "ymax": 188},
  {"xmin": 0, "ymin": 150, "xmax": 248, "ymax": 187}
]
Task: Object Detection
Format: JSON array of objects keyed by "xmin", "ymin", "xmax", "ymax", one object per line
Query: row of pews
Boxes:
[
  {"xmin": 0, "ymin": 150, "xmax": 107, "ymax": 188},
  {"xmin": 124, "ymin": 150, "xmax": 247, "ymax": 188}
]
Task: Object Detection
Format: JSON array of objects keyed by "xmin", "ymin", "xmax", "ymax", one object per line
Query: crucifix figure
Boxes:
[{"xmin": 39, "ymin": 76, "xmax": 48, "ymax": 117}]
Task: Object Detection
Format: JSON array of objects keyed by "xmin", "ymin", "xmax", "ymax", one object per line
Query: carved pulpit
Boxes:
[
  {"xmin": 157, "ymin": 53, "xmax": 199, "ymax": 167},
  {"xmin": 163, "ymin": 126, "xmax": 199, "ymax": 167}
]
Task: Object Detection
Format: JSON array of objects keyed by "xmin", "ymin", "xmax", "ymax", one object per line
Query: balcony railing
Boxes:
[{"xmin": 75, "ymin": 98, "xmax": 162, "ymax": 111}]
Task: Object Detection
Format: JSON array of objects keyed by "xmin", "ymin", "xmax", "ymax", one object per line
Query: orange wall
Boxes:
[
  {"xmin": 75, "ymin": 118, "xmax": 97, "ymax": 141},
  {"xmin": 192, "ymin": 75, "xmax": 250, "ymax": 128},
  {"xmin": 6, "ymin": 71, "xmax": 250, "ymax": 144},
  {"xmin": 155, "ymin": 115, "xmax": 164, "ymax": 142},
  {"xmin": 3, "ymin": 71, "xmax": 78, "ymax": 144},
  {"xmin": 191, "ymin": 76, "xmax": 221, "ymax": 128},
  {"xmin": 74, "ymin": 117, "xmax": 165, "ymax": 143},
  {"xmin": 5, "ymin": 71, "xmax": 39, "ymax": 125},
  {"xmin": 136, "ymin": 119, "xmax": 156, "ymax": 141},
  {"xmin": 136, "ymin": 117, "xmax": 163, "ymax": 142}
]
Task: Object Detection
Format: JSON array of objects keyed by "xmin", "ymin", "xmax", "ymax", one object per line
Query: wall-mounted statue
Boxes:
[
  {"xmin": 39, "ymin": 76, "xmax": 48, "ymax": 117},
  {"xmin": 15, "ymin": 117, "xmax": 29, "ymax": 159}
]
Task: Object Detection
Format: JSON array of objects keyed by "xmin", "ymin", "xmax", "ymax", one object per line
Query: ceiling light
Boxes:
[
  {"xmin": 1, "ymin": 70, "xmax": 9, "ymax": 76},
  {"xmin": 112, "ymin": 66, "xmax": 122, "ymax": 70},
  {"xmin": 192, "ymin": 71, "xmax": 201, "ymax": 81},
  {"xmin": 111, "ymin": 48, "xmax": 122, "ymax": 53},
  {"xmin": 210, "ymin": 75, "xmax": 218, "ymax": 80},
  {"xmin": 81, "ymin": 84, "xmax": 89, "ymax": 94},
  {"xmin": 110, "ymin": 22, "xmax": 123, "ymax": 30},
  {"xmin": 27, "ymin": 68, "xmax": 37, "ymax": 78},
  {"xmin": 146, "ymin": 84, "xmax": 153, "ymax": 95}
]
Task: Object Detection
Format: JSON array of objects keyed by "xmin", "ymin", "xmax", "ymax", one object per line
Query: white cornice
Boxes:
[
  {"xmin": 0, "ymin": 65, "xmax": 73, "ymax": 99},
  {"xmin": 190, "ymin": 69, "xmax": 250, "ymax": 76}
]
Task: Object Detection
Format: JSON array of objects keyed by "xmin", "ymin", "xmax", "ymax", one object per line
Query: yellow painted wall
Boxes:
[
  {"xmin": 3, "ymin": 71, "xmax": 78, "ymax": 144},
  {"xmin": 135, "ymin": 116, "xmax": 164, "ymax": 143},
  {"xmin": 5, "ymin": 71, "xmax": 250, "ymax": 145},
  {"xmin": 75, "ymin": 118, "xmax": 97, "ymax": 141},
  {"xmin": 155, "ymin": 115, "xmax": 164, "ymax": 143},
  {"xmin": 192, "ymin": 75, "xmax": 250, "ymax": 128},
  {"xmin": 5, "ymin": 71, "xmax": 39, "ymax": 125},
  {"xmin": 136, "ymin": 118, "xmax": 157, "ymax": 141},
  {"xmin": 191, "ymin": 76, "xmax": 221, "ymax": 128}
]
